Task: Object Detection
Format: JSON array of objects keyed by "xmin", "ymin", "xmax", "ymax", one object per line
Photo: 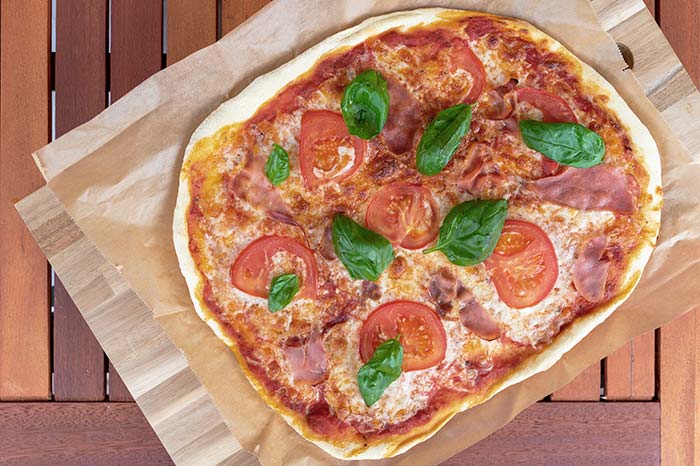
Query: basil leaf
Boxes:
[
  {"xmin": 332, "ymin": 214, "xmax": 394, "ymax": 281},
  {"xmin": 264, "ymin": 143, "xmax": 290, "ymax": 186},
  {"xmin": 519, "ymin": 120, "xmax": 605, "ymax": 168},
  {"xmin": 416, "ymin": 104, "xmax": 473, "ymax": 176},
  {"xmin": 424, "ymin": 199, "xmax": 507, "ymax": 266},
  {"xmin": 268, "ymin": 273, "xmax": 299, "ymax": 312},
  {"xmin": 341, "ymin": 69, "xmax": 390, "ymax": 140},
  {"xmin": 357, "ymin": 338, "xmax": 403, "ymax": 407}
]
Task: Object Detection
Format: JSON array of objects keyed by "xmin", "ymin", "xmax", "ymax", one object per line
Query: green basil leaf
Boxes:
[
  {"xmin": 357, "ymin": 338, "xmax": 403, "ymax": 407},
  {"xmin": 332, "ymin": 214, "xmax": 394, "ymax": 281},
  {"xmin": 519, "ymin": 120, "xmax": 605, "ymax": 168},
  {"xmin": 264, "ymin": 143, "xmax": 290, "ymax": 186},
  {"xmin": 268, "ymin": 273, "xmax": 299, "ymax": 312},
  {"xmin": 416, "ymin": 104, "xmax": 473, "ymax": 176},
  {"xmin": 341, "ymin": 69, "xmax": 390, "ymax": 140},
  {"xmin": 424, "ymin": 199, "xmax": 507, "ymax": 266}
]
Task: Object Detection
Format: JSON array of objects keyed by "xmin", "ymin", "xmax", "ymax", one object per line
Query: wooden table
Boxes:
[{"xmin": 0, "ymin": 1, "xmax": 697, "ymax": 465}]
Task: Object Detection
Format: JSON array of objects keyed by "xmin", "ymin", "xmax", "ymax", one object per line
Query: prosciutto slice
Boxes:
[
  {"xmin": 573, "ymin": 235, "xmax": 611, "ymax": 302},
  {"xmin": 533, "ymin": 165, "xmax": 638, "ymax": 214},
  {"xmin": 283, "ymin": 328, "xmax": 327, "ymax": 385},
  {"xmin": 460, "ymin": 299, "xmax": 501, "ymax": 341},
  {"xmin": 381, "ymin": 77, "xmax": 423, "ymax": 154},
  {"xmin": 228, "ymin": 155, "xmax": 294, "ymax": 224}
]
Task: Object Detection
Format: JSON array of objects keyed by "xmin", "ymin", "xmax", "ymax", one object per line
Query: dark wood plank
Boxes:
[
  {"xmin": 0, "ymin": 402, "xmax": 173, "ymax": 466},
  {"xmin": 53, "ymin": 0, "xmax": 108, "ymax": 401},
  {"xmin": 605, "ymin": 330, "xmax": 655, "ymax": 400},
  {"xmin": 659, "ymin": 0, "xmax": 700, "ymax": 87},
  {"xmin": 551, "ymin": 362, "xmax": 601, "ymax": 401},
  {"xmin": 442, "ymin": 402, "xmax": 660, "ymax": 466},
  {"xmin": 660, "ymin": 308, "xmax": 699, "ymax": 466},
  {"xmin": 658, "ymin": 4, "xmax": 699, "ymax": 462},
  {"xmin": 111, "ymin": 0, "xmax": 163, "ymax": 101},
  {"xmin": 166, "ymin": 0, "xmax": 217, "ymax": 65},
  {"xmin": 221, "ymin": 0, "xmax": 271, "ymax": 36},
  {"xmin": 0, "ymin": 401, "xmax": 658, "ymax": 466},
  {"xmin": 108, "ymin": 0, "xmax": 164, "ymax": 401},
  {"xmin": 644, "ymin": 0, "xmax": 655, "ymax": 17},
  {"xmin": 0, "ymin": 0, "xmax": 52, "ymax": 400}
]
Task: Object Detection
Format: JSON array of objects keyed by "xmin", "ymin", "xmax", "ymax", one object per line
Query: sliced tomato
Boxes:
[
  {"xmin": 516, "ymin": 87, "xmax": 578, "ymax": 123},
  {"xmin": 365, "ymin": 183, "xmax": 440, "ymax": 249},
  {"xmin": 299, "ymin": 110, "xmax": 367, "ymax": 189},
  {"xmin": 451, "ymin": 39, "xmax": 486, "ymax": 104},
  {"xmin": 484, "ymin": 220, "xmax": 558, "ymax": 309},
  {"xmin": 230, "ymin": 235, "xmax": 317, "ymax": 299},
  {"xmin": 359, "ymin": 301, "xmax": 447, "ymax": 371}
]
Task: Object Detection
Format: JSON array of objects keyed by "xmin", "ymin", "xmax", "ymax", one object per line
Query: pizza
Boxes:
[{"xmin": 173, "ymin": 8, "xmax": 662, "ymax": 459}]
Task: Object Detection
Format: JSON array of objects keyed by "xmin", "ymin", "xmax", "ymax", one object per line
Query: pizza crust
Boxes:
[{"xmin": 173, "ymin": 8, "xmax": 662, "ymax": 459}]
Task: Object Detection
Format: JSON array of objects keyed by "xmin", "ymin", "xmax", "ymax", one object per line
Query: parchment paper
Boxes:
[{"xmin": 31, "ymin": 0, "xmax": 700, "ymax": 464}]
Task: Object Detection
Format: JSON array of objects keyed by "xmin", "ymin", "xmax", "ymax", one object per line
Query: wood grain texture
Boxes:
[
  {"xmin": 551, "ymin": 362, "xmax": 601, "ymax": 401},
  {"xmin": 0, "ymin": 0, "xmax": 51, "ymax": 400},
  {"xmin": 605, "ymin": 330, "xmax": 655, "ymax": 400},
  {"xmin": 53, "ymin": 0, "xmax": 108, "ymax": 401},
  {"xmin": 111, "ymin": 0, "xmax": 163, "ymax": 101},
  {"xmin": 644, "ymin": 0, "xmax": 655, "ymax": 16},
  {"xmin": 15, "ymin": 186, "xmax": 251, "ymax": 466},
  {"xmin": 221, "ymin": 0, "xmax": 271, "ymax": 36},
  {"xmin": 166, "ymin": 0, "xmax": 217, "ymax": 65},
  {"xmin": 0, "ymin": 401, "xmax": 658, "ymax": 466},
  {"xmin": 0, "ymin": 402, "xmax": 173, "ymax": 466},
  {"xmin": 659, "ymin": 0, "xmax": 700, "ymax": 87},
  {"xmin": 108, "ymin": 0, "xmax": 164, "ymax": 401},
  {"xmin": 442, "ymin": 402, "xmax": 660, "ymax": 466},
  {"xmin": 657, "ymin": 3, "xmax": 700, "ymax": 463},
  {"xmin": 660, "ymin": 308, "xmax": 699, "ymax": 466}
]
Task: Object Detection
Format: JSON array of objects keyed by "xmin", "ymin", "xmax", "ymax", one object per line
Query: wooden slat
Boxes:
[
  {"xmin": 0, "ymin": 0, "xmax": 51, "ymax": 400},
  {"xmin": 551, "ymin": 362, "xmax": 601, "ymax": 401},
  {"xmin": 660, "ymin": 308, "xmax": 699, "ymax": 466},
  {"xmin": 0, "ymin": 401, "xmax": 658, "ymax": 466},
  {"xmin": 442, "ymin": 402, "xmax": 660, "ymax": 466},
  {"xmin": 0, "ymin": 402, "xmax": 173, "ymax": 466},
  {"xmin": 658, "ymin": 2, "xmax": 700, "ymax": 462},
  {"xmin": 659, "ymin": 0, "xmax": 700, "ymax": 87},
  {"xmin": 111, "ymin": 0, "xmax": 163, "ymax": 101},
  {"xmin": 166, "ymin": 0, "xmax": 217, "ymax": 65},
  {"xmin": 221, "ymin": 0, "xmax": 271, "ymax": 36},
  {"xmin": 605, "ymin": 330, "xmax": 655, "ymax": 400},
  {"xmin": 108, "ymin": 0, "xmax": 164, "ymax": 402},
  {"xmin": 644, "ymin": 0, "xmax": 655, "ymax": 16},
  {"xmin": 53, "ymin": 0, "xmax": 108, "ymax": 401}
]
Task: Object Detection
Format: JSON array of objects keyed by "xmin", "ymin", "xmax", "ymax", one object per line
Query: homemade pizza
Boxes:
[{"xmin": 173, "ymin": 9, "xmax": 662, "ymax": 459}]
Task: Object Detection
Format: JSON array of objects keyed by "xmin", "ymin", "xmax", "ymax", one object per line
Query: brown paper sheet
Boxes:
[{"xmin": 32, "ymin": 0, "xmax": 700, "ymax": 464}]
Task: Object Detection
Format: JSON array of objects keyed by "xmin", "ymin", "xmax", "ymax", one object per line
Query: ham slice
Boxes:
[
  {"xmin": 283, "ymin": 328, "xmax": 327, "ymax": 385},
  {"xmin": 381, "ymin": 77, "xmax": 423, "ymax": 154},
  {"xmin": 228, "ymin": 154, "xmax": 294, "ymax": 224},
  {"xmin": 533, "ymin": 165, "xmax": 638, "ymax": 214},
  {"xmin": 460, "ymin": 299, "xmax": 501, "ymax": 341},
  {"xmin": 573, "ymin": 235, "xmax": 611, "ymax": 302},
  {"xmin": 427, "ymin": 267, "xmax": 501, "ymax": 341}
]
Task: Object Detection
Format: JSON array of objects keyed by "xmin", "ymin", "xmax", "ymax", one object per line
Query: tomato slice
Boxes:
[
  {"xmin": 484, "ymin": 220, "xmax": 558, "ymax": 309},
  {"xmin": 365, "ymin": 183, "xmax": 440, "ymax": 249},
  {"xmin": 516, "ymin": 87, "xmax": 578, "ymax": 123},
  {"xmin": 299, "ymin": 110, "xmax": 367, "ymax": 189},
  {"xmin": 359, "ymin": 301, "xmax": 447, "ymax": 371},
  {"xmin": 451, "ymin": 39, "xmax": 487, "ymax": 104},
  {"xmin": 230, "ymin": 235, "xmax": 317, "ymax": 299}
]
